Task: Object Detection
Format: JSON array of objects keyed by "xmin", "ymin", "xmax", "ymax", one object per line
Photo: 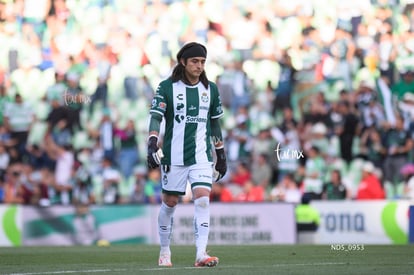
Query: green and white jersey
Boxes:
[{"xmin": 150, "ymin": 79, "xmax": 224, "ymax": 166}]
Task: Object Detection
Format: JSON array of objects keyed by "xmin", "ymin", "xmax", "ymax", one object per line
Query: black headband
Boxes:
[{"xmin": 177, "ymin": 42, "xmax": 207, "ymax": 60}]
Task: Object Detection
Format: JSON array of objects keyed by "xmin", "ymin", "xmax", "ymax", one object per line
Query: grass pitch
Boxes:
[{"xmin": 1, "ymin": 245, "xmax": 413, "ymax": 275}]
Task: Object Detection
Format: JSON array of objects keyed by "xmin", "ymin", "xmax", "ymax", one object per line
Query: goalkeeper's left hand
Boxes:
[{"xmin": 214, "ymin": 147, "xmax": 227, "ymax": 182}]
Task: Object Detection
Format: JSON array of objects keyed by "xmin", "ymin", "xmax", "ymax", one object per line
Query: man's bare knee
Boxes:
[
  {"xmin": 163, "ymin": 194, "xmax": 179, "ymax": 207},
  {"xmin": 193, "ymin": 187, "xmax": 211, "ymax": 200}
]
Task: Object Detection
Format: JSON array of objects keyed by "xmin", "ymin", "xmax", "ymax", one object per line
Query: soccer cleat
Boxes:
[
  {"xmin": 194, "ymin": 253, "xmax": 219, "ymax": 267},
  {"xmin": 158, "ymin": 253, "xmax": 172, "ymax": 267}
]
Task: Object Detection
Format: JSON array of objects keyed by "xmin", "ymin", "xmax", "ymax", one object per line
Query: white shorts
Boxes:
[{"xmin": 161, "ymin": 162, "xmax": 213, "ymax": 195}]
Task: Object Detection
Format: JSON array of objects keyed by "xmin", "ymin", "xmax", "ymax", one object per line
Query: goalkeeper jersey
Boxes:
[{"xmin": 150, "ymin": 79, "xmax": 224, "ymax": 166}]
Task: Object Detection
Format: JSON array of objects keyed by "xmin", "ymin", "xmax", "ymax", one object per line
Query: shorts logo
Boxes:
[
  {"xmin": 163, "ymin": 174, "xmax": 168, "ymax": 185},
  {"xmin": 201, "ymin": 92, "xmax": 209, "ymax": 103}
]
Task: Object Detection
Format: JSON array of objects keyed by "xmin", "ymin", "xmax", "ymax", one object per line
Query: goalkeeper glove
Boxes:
[
  {"xmin": 214, "ymin": 147, "xmax": 227, "ymax": 182},
  {"xmin": 147, "ymin": 136, "xmax": 164, "ymax": 169}
]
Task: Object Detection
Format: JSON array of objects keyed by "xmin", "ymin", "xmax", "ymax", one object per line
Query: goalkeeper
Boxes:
[{"xmin": 147, "ymin": 42, "xmax": 227, "ymax": 268}]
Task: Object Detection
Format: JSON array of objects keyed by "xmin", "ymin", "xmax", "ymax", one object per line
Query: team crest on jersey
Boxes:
[
  {"xmin": 151, "ymin": 98, "xmax": 157, "ymax": 108},
  {"xmin": 201, "ymin": 92, "xmax": 209, "ymax": 103}
]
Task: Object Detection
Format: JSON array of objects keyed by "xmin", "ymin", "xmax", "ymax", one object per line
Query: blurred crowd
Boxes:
[{"xmin": 0, "ymin": 0, "xmax": 414, "ymax": 206}]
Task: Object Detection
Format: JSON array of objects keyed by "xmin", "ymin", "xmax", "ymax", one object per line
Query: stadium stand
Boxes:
[{"xmin": 0, "ymin": 0, "xmax": 413, "ymax": 205}]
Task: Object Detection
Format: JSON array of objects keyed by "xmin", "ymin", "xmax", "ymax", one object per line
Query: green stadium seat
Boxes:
[
  {"xmin": 27, "ymin": 121, "xmax": 48, "ymax": 145},
  {"xmin": 92, "ymin": 175, "xmax": 104, "ymax": 204},
  {"xmin": 395, "ymin": 182, "xmax": 405, "ymax": 198},
  {"xmin": 384, "ymin": 181, "xmax": 395, "ymax": 199},
  {"xmin": 33, "ymin": 100, "xmax": 51, "ymax": 121},
  {"xmin": 346, "ymin": 158, "xmax": 364, "ymax": 190},
  {"xmin": 384, "ymin": 181, "xmax": 406, "ymax": 199},
  {"xmin": 118, "ymin": 175, "xmax": 135, "ymax": 200},
  {"xmin": 73, "ymin": 131, "xmax": 93, "ymax": 150}
]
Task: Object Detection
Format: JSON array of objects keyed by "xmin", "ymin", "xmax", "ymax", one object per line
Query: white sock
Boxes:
[
  {"xmin": 158, "ymin": 202, "xmax": 176, "ymax": 254},
  {"xmin": 194, "ymin": 196, "xmax": 210, "ymax": 259}
]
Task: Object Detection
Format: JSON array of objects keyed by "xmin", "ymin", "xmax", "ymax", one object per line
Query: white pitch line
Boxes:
[
  {"xmin": 139, "ymin": 262, "xmax": 348, "ymax": 272},
  {"xmin": 140, "ymin": 267, "xmax": 200, "ymax": 271},
  {"xmin": 5, "ymin": 262, "xmax": 348, "ymax": 275},
  {"xmin": 273, "ymin": 262, "xmax": 348, "ymax": 267},
  {"xmin": 5, "ymin": 269, "xmax": 127, "ymax": 275}
]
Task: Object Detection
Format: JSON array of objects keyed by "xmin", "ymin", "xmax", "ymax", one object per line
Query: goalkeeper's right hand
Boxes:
[{"xmin": 147, "ymin": 136, "xmax": 163, "ymax": 169}]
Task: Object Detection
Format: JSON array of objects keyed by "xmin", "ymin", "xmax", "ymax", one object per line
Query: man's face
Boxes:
[
  {"xmin": 183, "ymin": 57, "xmax": 206, "ymax": 80},
  {"xmin": 403, "ymin": 72, "xmax": 414, "ymax": 83},
  {"xmin": 15, "ymin": 95, "xmax": 23, "ymax": 104}
]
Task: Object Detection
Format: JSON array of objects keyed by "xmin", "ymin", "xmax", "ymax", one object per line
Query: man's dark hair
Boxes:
[{"xmin": 171, "ymin": 42, "xmax": 209, "ymax": 89}]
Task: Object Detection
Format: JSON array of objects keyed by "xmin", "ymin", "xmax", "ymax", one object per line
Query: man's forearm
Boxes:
[
  {"xmin": 147, "ymin": 114, "xmax": 163, "ymax": 169},
  {"xmin": 211, "ymin": 118, "xmax": 223, "ymax": 148},
  {"xmin": 149, "ymin": 113, "xmax": 162, "ymax": 138}
]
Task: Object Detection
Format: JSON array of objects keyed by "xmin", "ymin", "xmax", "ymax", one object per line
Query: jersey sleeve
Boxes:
[
  {"xmin": 149, "ymin": 81, "xmax": 168, "ymax": 117},
  {"xmin": 209, "ymin": 82, "xmax": 224, "ymax": 119}
]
